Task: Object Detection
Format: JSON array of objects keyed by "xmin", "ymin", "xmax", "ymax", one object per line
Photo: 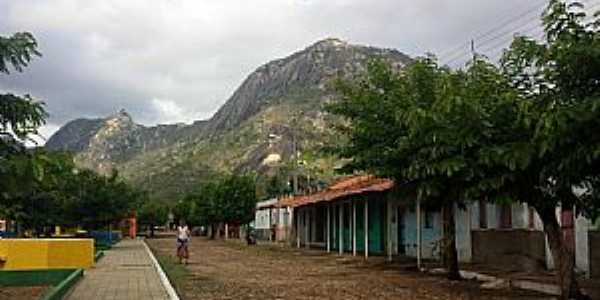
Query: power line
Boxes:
[
  {"xmin": 438, "ymin": 6, "xmax": 539, "ymax": 60},
  {"xmin": 482, "ymin": 1, "xmax": 600, "ymax": 63},
  {"xmin": 442, "ymin": 0, "xmax": 600, "ymax": 67},
  {"xmin": 439, "ymin": 1, "xmax": 547, "ymax": 62},
  {"xmin": 443, "ymin": 18, "xmax": 543, "ymax": 66},
  {"xmin": 480, "ymin": 0, "xmax": 600, "ymax": 57},
  {"xmin": 436, "ymin": 0, "xmax": 546, "ymax": 59}
]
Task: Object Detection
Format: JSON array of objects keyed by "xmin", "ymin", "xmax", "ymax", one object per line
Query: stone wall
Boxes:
[
  {"xmin": 590, "ymin": 231, "xmax": 600, "ymax": 279},
  {"xmin": 472, "ymin": 229, "xmax": 546, "ymax": 272}
]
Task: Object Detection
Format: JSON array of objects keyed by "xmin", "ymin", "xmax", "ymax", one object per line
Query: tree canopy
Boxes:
[
  {"xmin": 0, "ymin": 31, "xmax": 142, "ymax": 236},
  {"xmin": 328, "ymin": 1, "xmax": 600, "ymax": 297},
  {"xmin": 176, "ymin": 174, "xmax": 258, "ymax": 237},
  {"xmin": 137, "ymin": 198, "xmax": 169, "ymax": 237}
]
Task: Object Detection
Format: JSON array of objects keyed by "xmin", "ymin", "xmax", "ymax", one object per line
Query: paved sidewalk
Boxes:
[{"xmin": 67, "ymin": 239, "xmax": 170, "ymax": 300}]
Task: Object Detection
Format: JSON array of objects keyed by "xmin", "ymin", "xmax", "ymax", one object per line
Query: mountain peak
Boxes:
[
  {"xmin": 207, "ymin": 39, "xmax": 412, "ymax": 133},
  {"xmin": 311, "ymin": 37, "xmax": 348, "ymax": 48},
  {"xmin": 106, "ymin": 108, "xmax": 133, "ymax": 124},
  {"xmin": 47, "ymin": 40, "xmax": 414, "ymax": 199}
]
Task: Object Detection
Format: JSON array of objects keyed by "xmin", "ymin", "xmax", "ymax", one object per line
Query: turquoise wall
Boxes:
[{"xmin": 328, "ymin": 197, "xmax": 386, "ymax": 254}]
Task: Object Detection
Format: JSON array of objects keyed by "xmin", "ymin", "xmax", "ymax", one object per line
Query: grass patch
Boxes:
[
  {"xmin": 94, "ymin": 250, "xmax": 104, "ymax": 262},
  {"xmin": 149, "ymin": 246, "xmax": 189, "ymax": 295},
  {"xmin": 0, "ymin": 269, "xmax": 83, "ymax": 300},
  {"xmin": 95, "ymin": 243, "xmax": 112, "ymax": 251}
]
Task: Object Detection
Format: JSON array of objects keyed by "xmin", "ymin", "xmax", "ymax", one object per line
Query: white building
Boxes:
[{"xmin": 252, "ymin": 198, "xmax": 292, "ymax": 241}]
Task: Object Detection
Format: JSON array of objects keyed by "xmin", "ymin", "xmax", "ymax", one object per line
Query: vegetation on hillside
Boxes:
[{"xmin": 119, "ymin": 102, "xmax": 342, "ymax": 201}]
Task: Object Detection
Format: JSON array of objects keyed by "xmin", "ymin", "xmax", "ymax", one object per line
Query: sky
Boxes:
[{"xmin": 0, "ymin": 0, "xmax": 553, "ymax": 143}]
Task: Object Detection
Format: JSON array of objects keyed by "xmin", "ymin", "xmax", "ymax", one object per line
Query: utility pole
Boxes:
[
  {"xmin": 291, "ymin": 111, "xmax": 304, "ymax": 196},
  {"xmin": 470, "ymin": 39, "xmax": 477, "ymax": 62},
  {"xmin": 292, "ymin": 129, "xmax": 298, "ymax": 195}
]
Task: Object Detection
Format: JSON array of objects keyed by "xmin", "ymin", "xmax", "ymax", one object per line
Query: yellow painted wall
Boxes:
[{"xmin": 0, "ymin": 239, "xmax": 94, "ymax": 270}]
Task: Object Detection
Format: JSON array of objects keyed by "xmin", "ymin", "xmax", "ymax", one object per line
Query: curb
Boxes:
[
  {"xmin": 94, "ymin": 251, "xmax": 104, "ymax": 262},
  {"xmin": 40, "ymin": 269, "xmax": 84, "ymax": 300},
  {"xmin": 429, "ymin": 268, "xmax": 561, "ymax": 296},
  {"xmin": 142, "ymin": 239, "xmax": 180, "ymax": 300}
]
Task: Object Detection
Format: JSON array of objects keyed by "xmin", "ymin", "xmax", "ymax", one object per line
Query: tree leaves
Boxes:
[
  {"xmin": 0, "ymin": 32, "xmax": 41, "ymax": 74},
  {"xmin": 178, "ymin": 174, "xmax": 258, "ymax": 227}
]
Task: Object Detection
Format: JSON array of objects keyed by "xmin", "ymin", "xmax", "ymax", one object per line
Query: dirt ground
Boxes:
[
  {"xmin": 0, "ymin": 286, "xmax": 48, "ymax": 300},
  {"xmin": 147, "ymin": 237, "xmax": 553, "ymax": 300}
]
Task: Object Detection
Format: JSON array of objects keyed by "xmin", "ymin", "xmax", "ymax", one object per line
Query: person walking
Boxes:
[{"xmin": 176, "ymin": 221, "xmax": 191, "ymax": 264}]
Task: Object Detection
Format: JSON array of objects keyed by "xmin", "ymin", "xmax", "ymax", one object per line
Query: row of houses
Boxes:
[{"xmin": 253, "ymin": 175, "xmax": 600, "ymax": 279}]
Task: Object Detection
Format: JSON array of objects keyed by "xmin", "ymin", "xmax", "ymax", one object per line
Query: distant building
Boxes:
[{"xmin": 253, "ymin": 198, "xmax": 292, "ymax": 242}]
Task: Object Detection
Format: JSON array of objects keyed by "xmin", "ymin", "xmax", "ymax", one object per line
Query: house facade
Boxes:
[
  {"xmin": 253, "ymin": 198, "xmax": 292, "ymax": 242},
  {"xmin": 277, "ymin": 175, "xmax": 600, "ymax": 279}
]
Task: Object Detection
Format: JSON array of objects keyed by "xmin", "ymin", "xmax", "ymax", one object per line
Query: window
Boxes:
[
  {"xmin": 479, "ymin": 199, "xmax": 488, "ymax": 229},
  {"xmin": 424, "ymin": 210, "xmax": 434, "ymax": 229}
]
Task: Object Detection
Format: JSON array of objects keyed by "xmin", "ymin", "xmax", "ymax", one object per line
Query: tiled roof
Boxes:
[{"xmin": 275, "ymin": 175, "xmax": 393, "ymax": 208}]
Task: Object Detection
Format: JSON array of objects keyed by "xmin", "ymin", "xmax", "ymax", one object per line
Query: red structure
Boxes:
[{"xmin": 128, "ymin": 212, "xmax": 137, "ymax": 239}]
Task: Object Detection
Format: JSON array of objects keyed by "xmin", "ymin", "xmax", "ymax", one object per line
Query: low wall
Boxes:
[
  {"xmin": 0, "ymin": 231, "xmax": 16, "ymax": 238},
  {"xmin": 0, "ymin": 269, "xmax": 83, "ymax": 300},
  {"xmin": 590, "ymin": 231, "xmax": 600, "ymax": 279},
  {"xmin": 90, "ymin": 230, "xmax": 122, "ymax": 246},
  {"xmin": 0, "ymin": 239, "xmax": 94, "ymax": 270},
  {"xmin": 255, "ymin": 229, "xmax": 273, "ymax": 241},
  {"xmin": 472, "ymin": 229, "xmax": 546, "ymax": 272}
]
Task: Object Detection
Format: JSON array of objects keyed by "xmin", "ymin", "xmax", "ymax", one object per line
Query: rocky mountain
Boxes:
[{"xmin": 46, "ymin": 38, "xmax": 412, "ymax": 200}]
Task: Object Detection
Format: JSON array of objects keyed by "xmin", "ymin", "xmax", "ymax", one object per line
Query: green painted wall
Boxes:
[
  {"xmin": 368, "ymin": 198, "xmax": 385, "ymax": 254},
  {"xmin": 327, "ymin": 196, "xmax": 387, "ymax": 254}
]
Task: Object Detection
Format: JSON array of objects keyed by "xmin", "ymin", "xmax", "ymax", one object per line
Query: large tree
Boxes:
[
  {"xmin": 61, "ymin": 169, "xmax": 138, "ymax": 230},
  {"xmin": 0, "ymin": 32, "xmax": 45, "ymax": 145},
  {"xmin": 138, "ymin": 199, "xmax": 169, "ymax": 237},
  {"xmin": 0, "ymin": 32, "xmax": 48, "ymax": 229},
  {"xmin": 4, "ymin": 150, "xmax": 77, "ymax": 236},
  {"xmin": 329, "ymin": 1, "xmax": 600, "ymax": 297},
  {"xmin": 329, "ymin": 56, "xmax": 519, "ymax": 280},
  {"xmin": 492, "ymin": 1, "xmax": 600, "ymax": 298},
  {"xmin": 180, "ymin": 174, "xmax": 257, "ymax": 239}
]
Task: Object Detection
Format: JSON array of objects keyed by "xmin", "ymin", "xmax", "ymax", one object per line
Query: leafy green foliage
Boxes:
[
  {"xmin": 138, "ymin": 199, "xmax": 169, "ymax": 236},
  {"xmin": 1, "ymin": 149, "xmax": 141, "ymax": 234},
  {"xmin": 0, "ymin": 32, "xmax": 40, "ymax": 74},
  {"xmin": 0, "ymin": 94, "xmax": 47, "ymax": 142},
  {"xmin": 328, "ymin": 56, "xmax": 520, "ymax": 279},
  {"xmin": 61, "ymin": 169, "xmax": 142, "ymax": 230},
  {"xmin": 0, "ymin": 32, "xmax": 142, "ymax": 235},
  {"xmin": 329, "ymin": 1, "xmax": 600, "ymax": 295},
  {"xmin": 329, "ymin": 57, "xmax": 518, "ymax": 207},
  {"xmin": 493, "ymin": 0, "xmax": 600, "ymax": 219},
  {"xmin": 1, "ymin": 150, "xmax": 73, "ymax": 234},
  {"xmin": 176, "ymin": 174, "xmax": 258, "ymax": 230},
  {"xmin": 493, "ymin": 2, "xmax": 600, "ymax": 297}
]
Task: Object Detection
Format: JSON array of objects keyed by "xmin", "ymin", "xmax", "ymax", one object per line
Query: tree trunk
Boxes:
[
  {"xmin": 209, "ymin": 224, "xmax": 216, "ymax": 239},
  {"xmin": 150, "ymin": 225, "xmax": 155, "ymax": 238},
  {"xmin": 16, "ymin": 222, "xmax": 23, "ymax": 238},
  {"xmin": 217, "ymin": 222, "xmax": 223, "ymax": 239},
  {"xmin": 538, "ymin": 207, "xmax": 585, "ymax": 300},
  {"xmin": 442, "ymin": 203, "xmax": 461, "ymax": 280}
]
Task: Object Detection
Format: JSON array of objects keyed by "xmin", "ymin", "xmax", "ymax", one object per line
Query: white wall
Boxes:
[
  {"xmin": 255, "ymin": 209, "xmax": 271, "ymax": 230},
  {"xmin": 575, "ymin": 215, "xmax": 591, "ymax": 276},
  {"xmin": 455, "ymin": 206, "xmax": 472, "ymax": 262}
]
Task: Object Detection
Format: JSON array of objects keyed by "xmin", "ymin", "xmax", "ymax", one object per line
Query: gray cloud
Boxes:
[{"xmin": 0, "ymin": 0, "xmax": 549, "ymax": 142}]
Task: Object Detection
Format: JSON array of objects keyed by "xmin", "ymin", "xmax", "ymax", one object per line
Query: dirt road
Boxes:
[{"xmin": 147, "ymin": 237, "xmax": 551, "ymax": 300}]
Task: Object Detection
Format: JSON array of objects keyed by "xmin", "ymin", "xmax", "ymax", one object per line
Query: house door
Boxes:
[{"xmin": 397, "ymin": 207, "xmax": 405, "ymax": 255}]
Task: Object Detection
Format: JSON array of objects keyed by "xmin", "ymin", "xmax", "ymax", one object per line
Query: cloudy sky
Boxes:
[{"xmin": 1, "ymin": 0, "xmax": 553, "ymax": 143}]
